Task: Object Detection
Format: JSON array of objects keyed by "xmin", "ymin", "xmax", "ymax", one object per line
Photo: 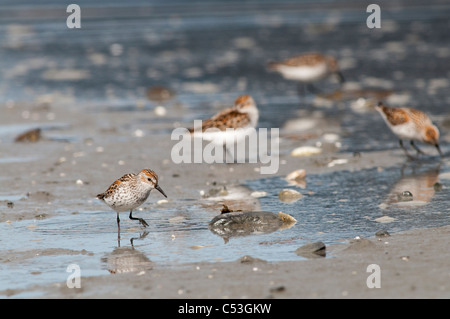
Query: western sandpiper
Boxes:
[
  {"xmin": 189, "ymin": 95, "xmax": 259, "ymax": 160},
  {"xmin": 97, "ymin": 169, "xmax": 167, "ymax": 228},
  {"xmin": 375, "ymin": 102, "xmax": 443, "ymax": 158},
  {"xmin": 267, "ymin": 52, "xmax": 345, "ymax": 93}
]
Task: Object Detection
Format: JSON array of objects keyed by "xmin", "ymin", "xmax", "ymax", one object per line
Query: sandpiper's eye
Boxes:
[{"xmin": 147, "ymin": 178, "xmax": 151, "ymax": 182}]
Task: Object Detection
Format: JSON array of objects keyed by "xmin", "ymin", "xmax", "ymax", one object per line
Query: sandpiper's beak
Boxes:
[{"xmin": 155, "ymin": 185, "xmax": 167, "ymax": 198}]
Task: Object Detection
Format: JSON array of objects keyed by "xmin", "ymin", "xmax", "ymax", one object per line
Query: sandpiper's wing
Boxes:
[
  {"xmin": 404, "ymin": 108, "xmax": 432, "ymax": 126},
  {"xmin": 97, "ymin": 173, "xmax": 136, "ymax": 200},
  {"xmin": 210, "ymin": 106, "xmax": 235, "ymax": 120},
  {"xmin": 378, "ymin": 105, "xmax": 409, "ymax": 126},
  {"xmin": 277, "ymin": 53, "xmax": 326, "ymax": 67},
  {"xmin": 189, "ymin": 109, "xmax": 250, "ymax": 132}
]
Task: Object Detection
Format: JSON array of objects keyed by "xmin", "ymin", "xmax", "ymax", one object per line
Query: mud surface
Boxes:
[{"xmin": 1, "ymin": 0, "xmax": 450, "ymax": 298}]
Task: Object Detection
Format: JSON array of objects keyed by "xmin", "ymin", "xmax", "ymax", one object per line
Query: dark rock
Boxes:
[
  {"xmin": 433, "ymin": 182, "xmax": 443, "ymax": 192},
  {"xmin": 269, "ymin": 286, "xmax": 285, "ymax": 293},
  {"xmin": 209, "ymin": 211, "xmax": 296, "ymax": 242},
  {"xmin": 344, "ymin": 238, "xmax": 376, "ymax": 252},
  {"xmin": 238, "ymin": 255, "xmax": 267, "ymax": 264},
  {"xmin": 146, "ymin": 86, "xmax": 175, "ymax": 102},
  {"xmin": 15, "ymin": 128, "xmax": 41, "ymax": 143},
  {"xmin": 295, "ymin": 241, "xmax": 326, "ymax": 258}
]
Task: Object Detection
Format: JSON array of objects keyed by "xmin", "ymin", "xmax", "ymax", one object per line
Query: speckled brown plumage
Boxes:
[
  {"xmin": 97, "ymin": 169, "xmax": 167, "ymax": 227},
  {"xmin": 375, "ymin": 102, "xmax": 443, "ymax": 157},
  {"xmin": 188, "ymin": 95, "xmax": 258, "ymax": 133}
]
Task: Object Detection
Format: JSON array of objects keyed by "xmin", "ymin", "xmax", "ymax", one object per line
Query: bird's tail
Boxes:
[{"xmin": 266, "ymin": 61, "xmax": 279, "ymax": 71}]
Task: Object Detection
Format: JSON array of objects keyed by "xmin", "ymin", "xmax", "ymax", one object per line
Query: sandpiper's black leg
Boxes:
[
  {"xmin": 223, "ymin": 141, "xmax": 240, "ymax": 164},
  {"xmin": 129, "ymin": 210, "xmax": 149, "ymax": 227},
  {"xmin": 410, "ymin": 140, "xmax": 425, "ymax": 155},
  {"xmin": 399, "ymin": 139, "xmax": 407, "ymax": 153},
  {"xmin": 336, "ymin": 71, "xmax": 345, "ymax": 84},
  {"xmin": 435, "ymin": 144, "xmax": 444, "ymax": 157},
  {"xmin": 399, "ymin": 140, "xmax": 415, "ymax": 160},
  {"xmin": 224, "ymin": 144, "xmax": 238, "ymax": 164},
  {"xmin": 306, "ymin": 83, "xmax": 321, "ymax": 94},
  {"xmin": 116, "ymin": 212, "xmax": 121, "ymax": 247},
  {"xmin": 223, "ymin": 144, "xmax": 229, "ymax": 163},
  {"xmin": 297, "ymin": 83, "xmax": 306, "ymax": 96}
]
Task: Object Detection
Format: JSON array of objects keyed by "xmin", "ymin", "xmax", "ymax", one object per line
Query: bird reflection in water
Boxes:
[
  {"xmin": 381, "ymin": 164, "xmax": 441, "ymax": 209},
  {"xmin": 102, "ymin": 231, "xmax": 153, "ymax": 274}
]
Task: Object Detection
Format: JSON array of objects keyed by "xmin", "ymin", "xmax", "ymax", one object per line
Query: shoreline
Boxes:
[
  {"xmin": 1, "ymin": 100, "xmax": 449, "ymax": 299},
  {"xmin": 1, "ymin": 0, "xmax": 449, "ymax": 300},
  {"xmin": 6, "ymin": 223, "xmax": 447, "ymax": 298}
]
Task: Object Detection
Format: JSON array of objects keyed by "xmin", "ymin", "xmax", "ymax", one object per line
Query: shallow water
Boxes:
[
  {"xmin": 2, "ymin": 1, "xmax": 449, "ymax": 152},
  {"xmin": 1, "ymin": 0, "xmax": 450, "ymax": 295},
  {"xmin": 1, "ymin": 160, "xmax": 449, "ymax": 295}
]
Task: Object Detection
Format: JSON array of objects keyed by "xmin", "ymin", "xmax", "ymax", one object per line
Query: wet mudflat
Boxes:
[{"xmin": 1, "ymin": 0, "xmax": 450, "ymax": 298}]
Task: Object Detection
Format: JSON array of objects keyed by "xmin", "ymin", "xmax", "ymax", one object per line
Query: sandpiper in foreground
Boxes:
[{"xmin": 97, "ymin": 169, "xmax": 167, "ymax": 228}]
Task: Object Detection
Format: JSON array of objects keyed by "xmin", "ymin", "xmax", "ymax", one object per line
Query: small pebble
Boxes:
[
  {"xmin": 327, "ymin": 158, "xmax": 348, "ymax": 168},
  {"xmin": 134, "ymin": 129, "xmax": 144, "ymax": 137},
  {"xmin": 269, "ymin": 286, "xmax": 286, "ymax": 293},
  {"xmin": 375, "ymin": 230, "xmax": 390, "ymax": 237},
  {"xmin": 251, "ymin": 191, "xmax": 267, "ymax": 198},
  {"xmin": 286, "ymin": 169, "xmax": 306, "ymax": 182},
  {"xmin": 154, "ymin": 106, "xmax": 167, "ymax": 116},
  {"xmin": 397, "ymin": 191, "xmax": 413, "ymax": 202},
  {"xmin": 433, "ymin": 182, "xmax": 443, "ymax": 191}
]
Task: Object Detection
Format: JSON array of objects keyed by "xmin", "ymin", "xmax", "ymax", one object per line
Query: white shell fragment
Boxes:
[
  {"xmin": 290, "ymin": 146, "xmax": 322, "ymax": 157},
  {"xmin": 374, "ymin": 216, "xmax": 396, "ymax": 223},
  {"xmin": 278, "ymin": 189, "xmax": 303, "ymax": 203},
  {"xmin": 286, "ymin": 169, "xmax": 306, "ymax": 181}
]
